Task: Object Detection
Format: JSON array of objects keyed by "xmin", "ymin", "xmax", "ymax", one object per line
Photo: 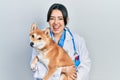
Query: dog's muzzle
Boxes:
[{"xmin": 30, "ymin": 42, "xmax": 34, "ymax": 47}]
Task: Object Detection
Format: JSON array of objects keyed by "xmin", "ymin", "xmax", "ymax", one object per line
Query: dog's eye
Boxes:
[
  {"xmin": 38, "ymin": 37, "xmax": 42, "ymax": 40},
  {"xmin": 32, "ymin": 35, "xmax": 34, "ymax": 38}
]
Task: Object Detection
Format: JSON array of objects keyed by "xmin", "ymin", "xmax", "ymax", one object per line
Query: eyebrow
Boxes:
[{"xmin": 50, "ymin": 16, "xmax": 63, "ymax": 18}]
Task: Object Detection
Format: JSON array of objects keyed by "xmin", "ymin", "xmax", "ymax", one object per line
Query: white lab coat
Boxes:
[{"xmin": 30, "ymin": 28, "xmax": 91, "ymax": 80}]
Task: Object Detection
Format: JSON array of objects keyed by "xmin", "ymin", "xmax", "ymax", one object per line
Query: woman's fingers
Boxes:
[
  {"xmin": 69, "ymin": 72, "xmax": 77, "ymax": 80},
  {"xmin": 67, "ymin": 65, "xmax": 77, "ymax": 80}
]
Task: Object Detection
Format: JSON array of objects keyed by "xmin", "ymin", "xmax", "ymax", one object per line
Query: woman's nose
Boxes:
[{"xmin": 54, "ymin": 19, "xmax": 58, "ymax": 24}]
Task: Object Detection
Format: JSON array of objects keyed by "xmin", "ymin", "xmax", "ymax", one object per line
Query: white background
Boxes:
[{"xmin": 0, "ymin": 0, "xmax": 120, "ymax": 80}]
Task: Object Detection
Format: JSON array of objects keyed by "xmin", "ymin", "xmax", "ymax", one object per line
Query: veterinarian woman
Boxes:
[{"xmin": 31, "ymin": 3, "xmax": 91, "ymax": 80}]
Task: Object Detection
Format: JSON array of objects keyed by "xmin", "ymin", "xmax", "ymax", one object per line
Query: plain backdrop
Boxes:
[{"xmin": 0, "ymin": 0, "xmax": 120, "ymax": 80}]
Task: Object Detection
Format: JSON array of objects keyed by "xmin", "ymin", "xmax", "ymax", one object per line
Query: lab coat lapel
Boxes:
[{"xmin": 63, "ymin": 31, "xmax": 75, "ymax": 59}]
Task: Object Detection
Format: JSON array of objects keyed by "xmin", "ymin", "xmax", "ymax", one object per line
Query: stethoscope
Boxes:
[{"xmin": 50, "ymin": 27, "xmax": 80, "ymax": 67}]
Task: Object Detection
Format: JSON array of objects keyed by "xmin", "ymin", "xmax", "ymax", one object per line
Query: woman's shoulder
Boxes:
[
  {"xmin": 70, "ymin": 30, "xmax": 87, "ymax": 50},
  {"xmin": 67, "ymin": 29, "xmax": 85, "ymax": 45},
  {"xmin": 73, "ymin": 32, "xmax": 85, "ymax": 44},
  {"xmin": 67, "ymin": 28, "xmax": 85, "ymax": 42}
]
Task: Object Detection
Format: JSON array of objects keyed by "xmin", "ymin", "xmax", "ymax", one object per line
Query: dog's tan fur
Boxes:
[{"xmin": 30, "ymin": 23, "xmax": 75, "ymax": 80}]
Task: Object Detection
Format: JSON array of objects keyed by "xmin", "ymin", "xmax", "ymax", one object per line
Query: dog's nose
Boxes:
[{"xmin": 30, "ymin": 42, "xmax": 34, "ymax": 47}]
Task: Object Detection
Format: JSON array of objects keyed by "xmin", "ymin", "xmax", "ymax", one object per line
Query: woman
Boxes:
[{"xmin": 31, "ymin": 3, "xmax": 91, "ymax": 80}]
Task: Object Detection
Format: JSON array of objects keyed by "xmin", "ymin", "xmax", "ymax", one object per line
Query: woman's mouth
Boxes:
[{"xmin": 53, "ymin": 26, "xmax": 60, "ymax": 31}]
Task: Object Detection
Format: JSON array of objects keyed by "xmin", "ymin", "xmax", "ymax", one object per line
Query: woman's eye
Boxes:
[
  {"xmin": 59, "ymin": 18, "xmax": 63, "ymax": 20},
  {"xmin": 50, "ymin": 17, "xmax": 54, "ymax": 20},
  {"xmin": 38, "ymin": 37, "xmax": 42, "ymax": 40}
]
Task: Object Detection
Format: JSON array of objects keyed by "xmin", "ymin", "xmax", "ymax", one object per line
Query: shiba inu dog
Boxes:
[{"xmin": 29, "ymin": 23, "xmax": 76, "ymax": 80}]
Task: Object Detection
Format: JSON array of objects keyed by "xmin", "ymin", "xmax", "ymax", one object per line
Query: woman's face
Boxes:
[{"xmin": 49, "ymin": 9, "xmax": 65, "ymax": 35}]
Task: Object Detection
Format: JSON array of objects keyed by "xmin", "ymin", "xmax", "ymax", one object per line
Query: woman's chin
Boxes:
[{"xmin": 53, "ymin": 29, "xmax": 59, "ymax": 33}]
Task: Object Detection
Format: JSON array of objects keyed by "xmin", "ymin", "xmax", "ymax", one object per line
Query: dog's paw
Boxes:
[{"xmin": 31, "ymin": 63, "xmax": 36, "ymax": 70}]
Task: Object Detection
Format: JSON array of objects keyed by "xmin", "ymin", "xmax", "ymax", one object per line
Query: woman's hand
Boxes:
[{"xmin": 62, "ymin": 65, "xmax": 77, "ymax": 80}]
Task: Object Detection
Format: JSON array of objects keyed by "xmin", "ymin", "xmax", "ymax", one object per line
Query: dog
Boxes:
[{"xmin": 29, "ymin": 23, "xmax": 76, "ymax": 80}]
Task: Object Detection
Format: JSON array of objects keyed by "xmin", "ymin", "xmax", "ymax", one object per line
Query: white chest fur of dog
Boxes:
[{"xmin": 29, "ymin": 23, "xmax": 75, "ymax": 80}]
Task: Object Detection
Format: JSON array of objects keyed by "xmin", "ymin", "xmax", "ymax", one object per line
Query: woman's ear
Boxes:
[{"xmin": 30, "ymin": 23, "xmax": 38, "ymax": 31}]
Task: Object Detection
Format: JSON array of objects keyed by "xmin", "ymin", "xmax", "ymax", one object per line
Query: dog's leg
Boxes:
[
  {"xmin": 31, "ymin": 56, "xmax": 38, "ymax": 70},
  {"xmin": 43, "ymin": 67, "xmax": 57, "ymax": 80}
]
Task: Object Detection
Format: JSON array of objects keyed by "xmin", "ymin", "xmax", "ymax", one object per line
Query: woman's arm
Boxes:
[{"xmin": 76, "ymin": 36, "xmax": 91, "ymax": 80}]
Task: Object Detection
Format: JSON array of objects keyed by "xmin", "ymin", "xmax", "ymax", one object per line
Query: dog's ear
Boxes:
[
  {"xmin": 44, "ymin": 28, "xmax": 50, "ymax": 37},
  {"xmin": 30, "ymin": 23, "xmax": 38, "ymax": 31}
]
